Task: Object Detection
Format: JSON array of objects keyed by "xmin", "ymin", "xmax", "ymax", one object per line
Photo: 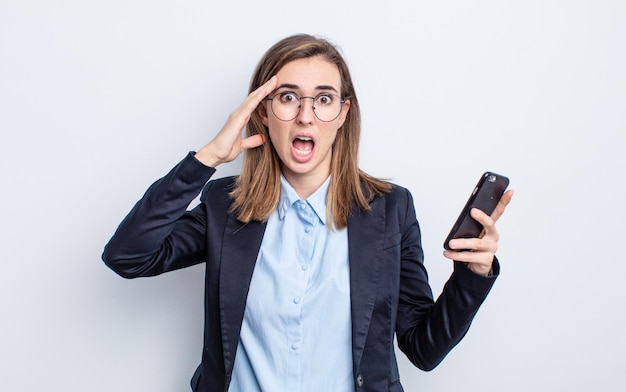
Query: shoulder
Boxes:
[
  {"xmin": 204, "ymin": 175, "xmax": 237, "ymax": 190},
  {"xmin": 386, "ymin": 185, "xmax": 416, "ymax": 223},
  {"xmin": 200, "ymin": 176, "xmax": 238, "ymax": 204},
  {"xmin": 354, "ymin": 181, "xmax": 421, "ymax": 239},
  {"xmin": 358, "ymin": 181, "xmax": 417, "ymax": 224},
  {"xmin": 388, "ymin": 183, "xmax": 412, "ymax": 199},
  {"xmin": 371, "ymin": 182, "xmax": 414, "ymax": 207}
]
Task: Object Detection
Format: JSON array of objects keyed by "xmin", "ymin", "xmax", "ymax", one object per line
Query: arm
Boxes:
[
  {"xmin": 101, "ymin": 154, "xmax": 215, "ymax": 278},
  {"xmin": 395, "ymin": 189, "xmax": 510, "ymax": 370},
  {"xmin": 102, "ymin": 76, "xmax": 279, "ymax": 278}
]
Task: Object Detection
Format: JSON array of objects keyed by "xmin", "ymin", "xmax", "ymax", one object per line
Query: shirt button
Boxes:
[
  {"xmin": 301, "ymin": 264, "xmax": 309, "ymax": 271},
  {"xmin": 305, "ymin": 226, "xmax": 311, "ymax": 233},
  {"xmin": 356, "ymin": 374, "xmax": 364, "ymax": 388},
  {"xmin": 299, "ymin": 203, "xmax": 306, "ymax": 210},
  {"xmin": 293, "ymin": 296, "xmax": 301, "ymax": 304},
  {"xmin": 291, "ymin": 342, "xmax": 299, "ymax": 350}
]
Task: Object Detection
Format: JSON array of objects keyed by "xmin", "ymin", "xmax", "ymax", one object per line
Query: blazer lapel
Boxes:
[
  {"xmin": 219, "ymin": 215, "xmax": 267, "ymax": 375},
  {"xmin": 348, "ymin": 195, "xmax": 386, "ymax": 367}
]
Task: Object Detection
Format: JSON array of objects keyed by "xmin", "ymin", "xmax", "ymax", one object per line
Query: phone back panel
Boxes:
[{"xmin": 443, "ymin": 172, "xmax": 509, "ymax": 249}]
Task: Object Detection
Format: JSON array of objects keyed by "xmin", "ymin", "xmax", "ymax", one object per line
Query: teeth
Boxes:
[{"xmin": 293, "ymin": 135, "xmax": 313, "ymax": 155}]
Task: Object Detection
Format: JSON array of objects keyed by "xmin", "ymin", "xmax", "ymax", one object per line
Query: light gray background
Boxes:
[{"xmin": 1, "ymin": 0, "xmax": 624, "ymax": 391}]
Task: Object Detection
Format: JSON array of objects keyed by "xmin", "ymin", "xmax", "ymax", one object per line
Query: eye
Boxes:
[
  {"xmin": 315, "ymin": 94, "xmax": 334, "ymax": 106},
  {"xmin": 278, "ymin": 92, "xmax": 299, "ymax": 105}
]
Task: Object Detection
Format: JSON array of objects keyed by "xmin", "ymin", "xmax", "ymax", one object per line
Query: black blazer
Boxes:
[{"xmin": 103, "ymin": 153, "xmax": 498, "ymax": 392}]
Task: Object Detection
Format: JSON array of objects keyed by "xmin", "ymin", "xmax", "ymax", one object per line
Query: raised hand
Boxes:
[{"xmin": 194, "ymin": 76, "xmax": 278, "ymax": 167}]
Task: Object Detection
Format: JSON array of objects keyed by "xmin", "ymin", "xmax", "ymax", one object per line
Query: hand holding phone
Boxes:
[{"xmin": 443, "ymin": 172, "xmax": 510, "ymax": 250}]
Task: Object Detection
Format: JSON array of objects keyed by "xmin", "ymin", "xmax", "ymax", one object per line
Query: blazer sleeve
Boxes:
[
  {"xmin": 102, "ymin": 152, "xmax": 216, "ymax": 278},
  {"xmin": 394, "ymin": 187, "xmax": 499, "ymax": 371}
]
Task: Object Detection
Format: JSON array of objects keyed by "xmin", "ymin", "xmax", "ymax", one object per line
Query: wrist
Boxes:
[
  {"xmin": 465, "ymin": 262, "xmax": 492, "ymax": 277},
  {"xmin": 194, "ymin": 145, "xmax": 221, "ymax": 168}
]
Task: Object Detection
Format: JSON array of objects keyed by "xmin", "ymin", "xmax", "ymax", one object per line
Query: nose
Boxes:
[{"xmin": 296, "ymin": 96, "xmax": 315, "ymax": 124}]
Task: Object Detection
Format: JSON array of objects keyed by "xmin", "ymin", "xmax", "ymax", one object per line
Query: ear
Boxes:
[
  {"xmin": 258, "ymin": 102, "xmax": 269, "ymax": 126},
  {"xmin": 338, "ymin": 99, "xmax": 351, "ymax": 128}
]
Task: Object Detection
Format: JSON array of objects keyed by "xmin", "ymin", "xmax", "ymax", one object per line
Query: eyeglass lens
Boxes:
[{"xmin": 269, "ymin": 93, "xmax": 343, "ymax": 122}]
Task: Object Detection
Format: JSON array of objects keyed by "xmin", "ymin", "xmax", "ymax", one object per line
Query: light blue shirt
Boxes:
[{"xmin": 228, "ymin": 175, "xmax": 354, "ymax": 392}]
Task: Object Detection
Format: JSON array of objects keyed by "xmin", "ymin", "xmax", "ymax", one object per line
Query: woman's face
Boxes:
[{"xmin": 260, "ymin": 56, "xmax": 350, "ymax": 193}]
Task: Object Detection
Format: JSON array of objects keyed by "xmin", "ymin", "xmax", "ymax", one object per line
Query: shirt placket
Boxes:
[{"xmin": 286, "ymin": 200, "xmax": 317, "ymax": 390}]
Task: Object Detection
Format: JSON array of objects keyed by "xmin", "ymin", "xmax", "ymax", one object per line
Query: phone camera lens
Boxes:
[{"xmin": 487, "ymin": 174, "xmax": 497, "ymax": 183}]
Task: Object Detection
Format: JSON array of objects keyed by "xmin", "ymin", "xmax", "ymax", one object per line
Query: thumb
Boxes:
[{"xmin": 241, "ymin": 134, "xmax": 265, "ymax": 150}]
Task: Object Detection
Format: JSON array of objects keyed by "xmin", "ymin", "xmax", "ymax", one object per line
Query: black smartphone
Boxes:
[{"xmin": 443, "ymin": 172, "xmax": 509, "ymax": 250}]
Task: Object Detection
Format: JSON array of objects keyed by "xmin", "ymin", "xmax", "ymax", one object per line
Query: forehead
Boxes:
[{"xmin": 276, "ymin": 56, "xmax": 342, "ymax": 91}]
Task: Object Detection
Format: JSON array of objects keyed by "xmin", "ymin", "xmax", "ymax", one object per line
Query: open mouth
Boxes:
[{"xmin": 292, "ymin": 136, "xmax": 315, "ymax": 155}]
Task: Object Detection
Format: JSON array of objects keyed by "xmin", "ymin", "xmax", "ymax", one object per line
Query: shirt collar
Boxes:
[{"xmin": 278, "ymin": 174, "xmax": 330, "ymax": 225}]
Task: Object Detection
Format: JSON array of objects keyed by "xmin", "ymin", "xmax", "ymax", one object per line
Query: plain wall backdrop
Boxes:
[{"xmin": 1, "ymin": 0, "xmax": 625, "ymax": 391}]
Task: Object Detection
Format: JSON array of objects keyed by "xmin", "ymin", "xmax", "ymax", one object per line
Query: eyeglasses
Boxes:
[{"xmin": 265, "ymin": 92, "xmax": 346, "ymax": 122}]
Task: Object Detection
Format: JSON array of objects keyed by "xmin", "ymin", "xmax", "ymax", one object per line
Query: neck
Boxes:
[{"xmin": 282, "ymin": 169, "xmax": 329, "ymax": 199}]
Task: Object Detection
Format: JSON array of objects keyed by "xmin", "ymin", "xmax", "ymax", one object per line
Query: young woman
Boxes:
[{"xmin": 103, "ymin": 34, "xmax": 513, "ymax": 392}]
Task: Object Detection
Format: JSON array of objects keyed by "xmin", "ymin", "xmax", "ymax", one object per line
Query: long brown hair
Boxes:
[{"xmin": 230, "ymin": 34, "xmax": 391, "ymax": 229}]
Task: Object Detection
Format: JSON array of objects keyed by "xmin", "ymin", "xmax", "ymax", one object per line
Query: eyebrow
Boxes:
[{"xmin": 276, "ymin": 83, "xmax": 340, "ymax": 93}]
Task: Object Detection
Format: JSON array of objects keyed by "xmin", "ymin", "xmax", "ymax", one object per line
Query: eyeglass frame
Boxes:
[{"xmin": 264, "ymin": 92, "xmax": 348, "ymax": 122}]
